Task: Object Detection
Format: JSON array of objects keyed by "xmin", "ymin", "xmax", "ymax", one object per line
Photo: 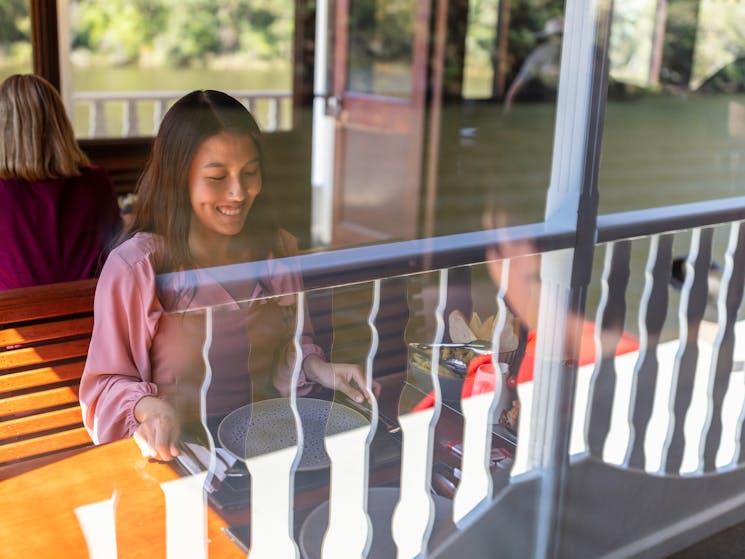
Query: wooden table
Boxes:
[
  {"xmin": 0, "ymin": 374, "xmax": 515, "ymax": 558},
  {"xmin": 0, "ymin": 437, "xmax": 244, "ymax": 559}
]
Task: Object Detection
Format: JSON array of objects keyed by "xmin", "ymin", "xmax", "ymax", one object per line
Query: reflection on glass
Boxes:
[
  {"xmin": 63, "ymin": 0, "xmax": 295, "ymax": 138},
  {"xmin": 0, "ymin": 0, "xmax": 32, "ymax": 82},
  {"xmin": 599, "ymin": 0, "xmax": 745, "ymax": 213},
  {"xmin": 463, "ymin": 0, "xmax": 500, "ymax": 99},
  {"xmin": 347, "ymin": 0, "xmax": 415, "ymax": 97}
]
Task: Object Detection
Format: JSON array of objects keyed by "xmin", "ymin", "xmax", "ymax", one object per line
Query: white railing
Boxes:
[{"xmin": 72, "ymin": 89, "xmax": 292, "ymax": 138}]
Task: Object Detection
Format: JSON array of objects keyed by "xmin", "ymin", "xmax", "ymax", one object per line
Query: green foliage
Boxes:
[
  {"xmin": 73, "ymin": 0, "xmax": 167, "ymax": 64},
  {"xmin": 69, "ymin": 0, "xmax": 294, "ymax": 67},
  {"xmin": 660, "ymin": 0, "xmax": 699, "ymax": 85},
  {"xmin": 0, "ymin": 0, "xmax": 29, "ymax": 54},
  {"xmin": 466, "ymin": 0, "xmax": 498, "ymax": 67}
]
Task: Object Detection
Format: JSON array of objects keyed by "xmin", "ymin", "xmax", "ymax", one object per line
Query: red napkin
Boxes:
[{"xmin": 413, "ymin": 353, "xmax": 494, "ymax": 412}]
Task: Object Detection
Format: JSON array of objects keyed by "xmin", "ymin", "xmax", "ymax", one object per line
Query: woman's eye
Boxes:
[
  {"xmin": 207, "ymin": 176, "xmax": 225, "ymax": 181},
  {"xmin": 243, "ymin": 170, "xmax": 258, "ymax": 177}
]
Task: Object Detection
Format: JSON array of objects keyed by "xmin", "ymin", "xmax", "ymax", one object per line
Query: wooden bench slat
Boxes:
[
  {"xmin": 0, "ymin": 279, "xmax": 96, "ymax": 316},
  {"xmin": 0, "ymin": 316, "xmax": 93, "ymax": 347},
  {"xmin": 0, "ymin": 363, "xmax": 84, "ymax": 395},
  {"xmin": 0, "ymin": 406, "xmax": 84, "ymax": 441},
  {"xmin": 0, "ymin": 427, "xmax": 92, "ymax": 466},
  {"xmin": 0, "ymin": 298, "xmax": 94, "ymax": 324},
  {"xmin": 0, "ymin": 279, "xmax": 96, "ymax": 473},
  {"xmin": 2, "ymin": 385, "xmax": 80, "ymax": 417},
  {"xmin": 0, "ymin": 339, "xmax": 89, "ymax": 372}
]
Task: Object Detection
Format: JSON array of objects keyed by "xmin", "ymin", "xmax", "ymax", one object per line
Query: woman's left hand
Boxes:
[{"xmin": 304, "ymin": 355, "xmax": 380, "ymax": 404}]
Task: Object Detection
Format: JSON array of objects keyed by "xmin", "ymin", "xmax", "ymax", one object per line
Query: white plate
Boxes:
[{"xmin": 217, "ymin": 397, "xmax": 369, "ymax": 471}]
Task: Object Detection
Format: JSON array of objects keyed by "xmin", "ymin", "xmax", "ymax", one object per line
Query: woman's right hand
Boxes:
[{"xmin": 133, "ymin": 396, "xmax": 181, "ymax": 461}]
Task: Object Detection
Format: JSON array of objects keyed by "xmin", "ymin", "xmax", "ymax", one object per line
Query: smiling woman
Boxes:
[
  {"xmin": 79, "ymin": 90, "xmax": 375, "ymax": 462},
  {"xmin": 187, "ymin": 132, "xmax": 263, "ymax": 266}
]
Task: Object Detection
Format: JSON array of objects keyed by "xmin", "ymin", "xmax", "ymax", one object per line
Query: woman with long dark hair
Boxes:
[{"xmin": 81, "ymin": 90, "xmax": 371, "ymax": 461}]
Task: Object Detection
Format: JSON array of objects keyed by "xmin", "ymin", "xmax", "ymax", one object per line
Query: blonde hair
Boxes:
[{"xmin": 0, "ymin": 74, "xmax": 90, "ymax": 181}]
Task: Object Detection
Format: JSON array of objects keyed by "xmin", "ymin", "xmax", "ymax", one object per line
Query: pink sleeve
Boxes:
[{"xmin": 79, "ymin": 250, "xmax": 161, "ymax": 443}]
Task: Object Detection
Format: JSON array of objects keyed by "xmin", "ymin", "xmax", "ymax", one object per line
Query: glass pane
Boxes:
[
  {"xmin": 64, "ymin": 0, "xmax": 295, "ymax": 139},
  {"xmin": 341, "ymin": 129, "xmax": 412, "ymax": 237},
  {"xmin": 159, "ymin": 249, "xmax": 543, "ymax": 557},
  {"xmin": 598, "ymin": 0, "xmax": 745, "ymax": 213},
  {"xmin": 435, "ymin": 3, "xmax": 564, "ymax": 234},
  {"xmin": 0, "ymin": 0, "xmax": 32, "ymax": 81},
  {"xmin": 347, "ymin": 0, "xmax": 415, "ymax": 97}
]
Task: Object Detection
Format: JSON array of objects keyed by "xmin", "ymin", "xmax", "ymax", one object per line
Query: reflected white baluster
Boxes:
[
  {"xmin": 392, "ymin": 270, "xmax": 446, "ymax": 557},
  {"xmin": 575, "ymin": 243, "xmax": 619, "ymax": 459},
  {"xmin": 706, "ymin": 222, "xmax": 745, "ymax": 469},
  {"xmin": 680, "ymin": 340, "xmax": 715, "ymax": 474},
  {"xmin": 625, "ymin": 234, "xmax": 673, "ymax": 472},
  {"xmin": 248, "ymin": 292, "xmax": 306, "ymax": 558},
  {"xmin": 454, "ymin": 259, "xmax": 510, "ymax": 524},
  {"xmin": 322, "ymin": 280, "xmax": 380, "ymax": 558},
  {"xmin": 393, "ymin": 409, "xmax": 437, "ymax": 558},
  {"xmin": 660, "ymin": 228, "xmax": 710, "ymax": 474},
  {"xmin": 246, "ymin": 448, "xmax": 301, "ymax": 558},
  {"xmin": 511, "ymin": 375, "xmax": 533, "ymax": 476},
  {"xmin": 456, "ymin": 378, "xmax": 506, "ymax": 525},
  {"xmin": 717, "ymin": 321, "xmax": 745, "ymax": 467},
  {"xmin": 199, "ymin": 308, "xmax": 218, "ymax": 480},
  {"xmin": 322, "ymin": 426, "xmax": 376, "ymax": 558},
  {"xmin": 160, "ymin": 472, "xmax": 209, "ymax": 559},
  {"xmin": 74, "ymin": 492, "xmax": 118, "ymax": 559}
]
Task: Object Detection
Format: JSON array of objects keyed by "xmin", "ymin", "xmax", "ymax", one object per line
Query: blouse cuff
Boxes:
[{"xmin": 123, "ymin": 382, "xmax": 159, "ymax": 437}]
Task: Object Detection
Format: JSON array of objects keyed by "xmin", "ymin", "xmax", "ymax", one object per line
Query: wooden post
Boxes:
[{"xmin": 30, "ymin": 0, "xmax": 61, "ymax": 91}]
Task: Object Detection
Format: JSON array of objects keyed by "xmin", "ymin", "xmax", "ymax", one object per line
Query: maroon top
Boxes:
[{"xmin": 0, "ymin": 166, "xmax": 121, "ymax": 290}]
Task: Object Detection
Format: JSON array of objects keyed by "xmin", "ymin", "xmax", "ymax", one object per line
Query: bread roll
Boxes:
[{"xmin": 449, "ymin": 310, "xmax": 477, "ymax": 343}]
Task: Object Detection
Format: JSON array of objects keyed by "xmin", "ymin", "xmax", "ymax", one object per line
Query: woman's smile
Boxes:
[{"xmin": 188, "ymin": 131, "xmax": 262, "ymax": 248}]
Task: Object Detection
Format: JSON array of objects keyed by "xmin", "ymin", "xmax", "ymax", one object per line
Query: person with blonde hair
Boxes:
[{"xmin": 0, "ymin": 74, "xmax": 120, "ymax": 289}]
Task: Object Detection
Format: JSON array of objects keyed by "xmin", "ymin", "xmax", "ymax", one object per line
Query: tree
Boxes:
[{"xmin": 0, "ymin": 0, "xmax": 29, "ymax": 46}]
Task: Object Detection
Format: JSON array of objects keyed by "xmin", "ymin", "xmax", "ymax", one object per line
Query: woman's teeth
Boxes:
[{"xmin": 217, "ymin": 206, "xmax": 241, "ymax": 216}]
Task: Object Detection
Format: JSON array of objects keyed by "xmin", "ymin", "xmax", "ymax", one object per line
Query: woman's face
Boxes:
[{"xmin": 188, "ymin": 131, "xmax": 262, "ymax": 242}]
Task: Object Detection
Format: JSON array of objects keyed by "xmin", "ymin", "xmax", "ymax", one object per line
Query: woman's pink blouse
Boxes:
[{"xmin": 80, "ymin": 232, "xmax": 324, "ymax": 444}]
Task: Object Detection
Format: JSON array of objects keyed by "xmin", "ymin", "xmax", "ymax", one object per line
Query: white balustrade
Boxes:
[{"xmin": 73, "ymin": 89, "xmax": 292, "ymax": 138}]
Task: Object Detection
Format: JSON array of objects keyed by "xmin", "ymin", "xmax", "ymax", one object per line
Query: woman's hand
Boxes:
[
  {"xmin": 133, "ymin": 396, "xmax": 181, "ymax": 461},
  {"xmin": 303, "ymin": 354, "xmax": 380, "ymax": 403}
]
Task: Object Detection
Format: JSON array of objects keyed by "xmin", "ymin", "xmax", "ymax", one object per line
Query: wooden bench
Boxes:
[{"xmin": 0, "ymin": 279, "xmax": 97, "ymax": 478}]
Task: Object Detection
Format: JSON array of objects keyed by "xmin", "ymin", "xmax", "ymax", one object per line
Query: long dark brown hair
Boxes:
[{"xmin": 123, "ymin": 90, "xmax": 279, "ymax": 275}]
